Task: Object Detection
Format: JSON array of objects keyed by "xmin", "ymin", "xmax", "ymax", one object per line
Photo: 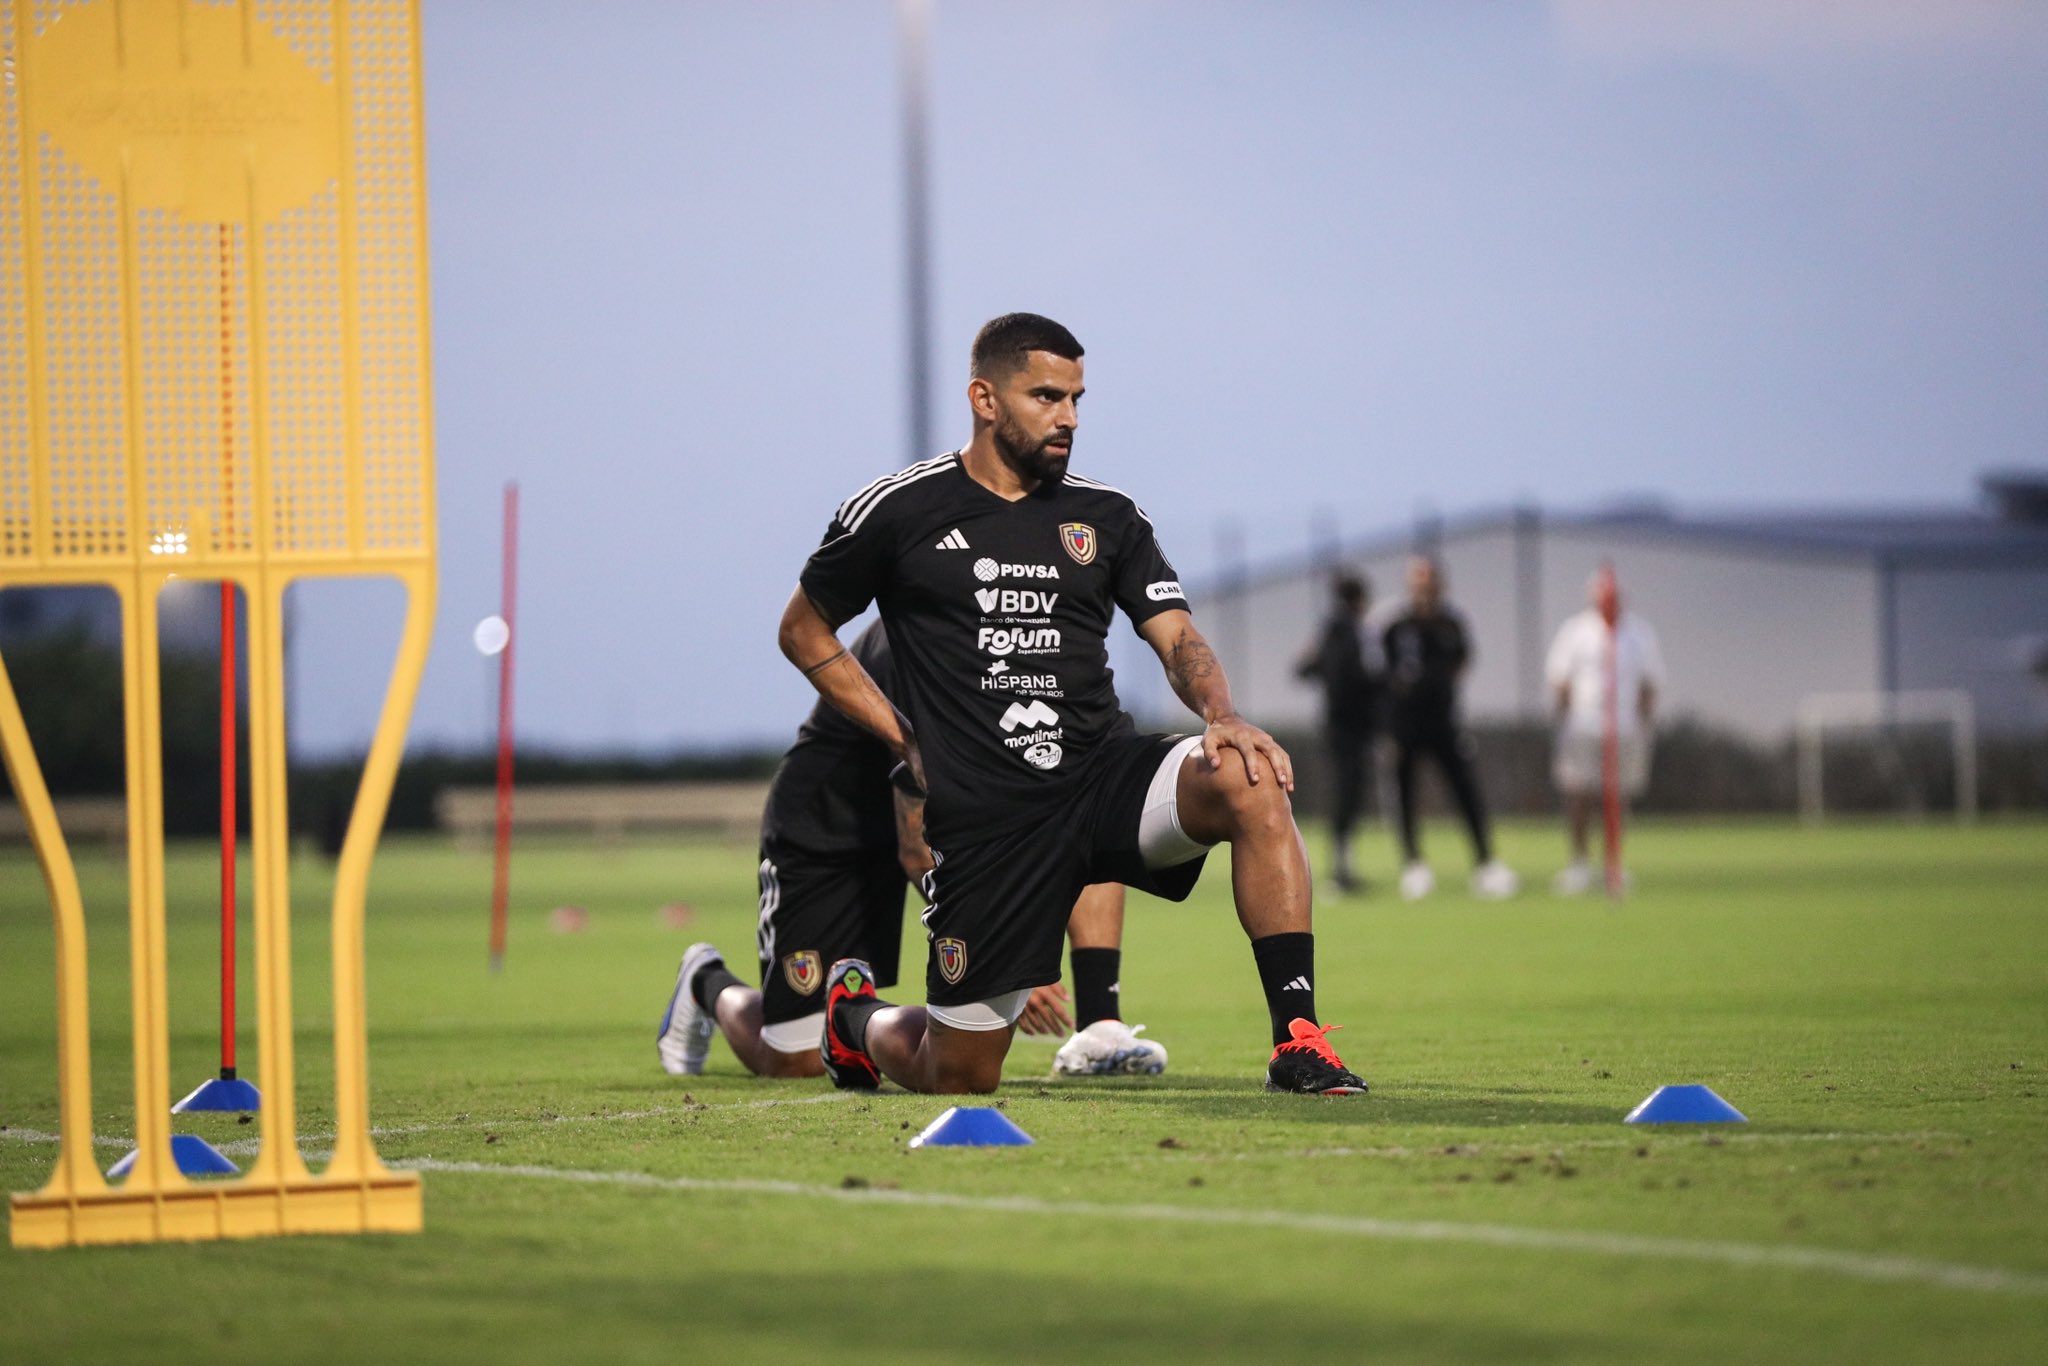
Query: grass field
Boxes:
[{"xmin": 2, "ymin": 816, "xmax": 2045, "ymax": 1363}]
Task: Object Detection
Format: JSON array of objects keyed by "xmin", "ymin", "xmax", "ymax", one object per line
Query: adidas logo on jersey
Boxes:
[
  {"xmin": 935, "ymin": 528, "xmax": 971, "ymax": 550},
  {"xmin": 998, "ymin": 700, "xmax": 1060, "ymax": 733}
]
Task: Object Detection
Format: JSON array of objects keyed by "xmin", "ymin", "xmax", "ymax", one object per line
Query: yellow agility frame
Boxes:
[{"xmin": 4, "ymin": 0, "xmax": 435, "ymax": 1247}]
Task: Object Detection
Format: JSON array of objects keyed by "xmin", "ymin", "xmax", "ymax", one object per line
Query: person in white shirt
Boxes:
[{"xmin": 1545, "ymin": 565, "xmax": 1663, "ymax": 894}]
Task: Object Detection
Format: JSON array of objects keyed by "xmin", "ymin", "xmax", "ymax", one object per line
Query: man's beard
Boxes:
[{"xmin": 994, "ymin": 421, "xmax": 1070, "ymax": 484}]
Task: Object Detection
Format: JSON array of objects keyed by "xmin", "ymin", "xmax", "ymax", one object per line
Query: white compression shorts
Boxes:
[{"xmin": 759, "ymin": 1013, "xmax": 824, "ymax": 1054}]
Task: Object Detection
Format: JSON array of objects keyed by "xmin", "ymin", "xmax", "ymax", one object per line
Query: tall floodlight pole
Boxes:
[{"xmin": 899, "ymin": 0, "xmax": 935, "ymax": 463}]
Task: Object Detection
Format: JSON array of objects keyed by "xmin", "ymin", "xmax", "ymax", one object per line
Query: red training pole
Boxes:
[
  {"xmin": 217, "ymin": 223, "xmax": 240, "ymax": 1078},
  {"xmin": 220, "ymin": 582, "xmax": 238, "ymax": 1074},
  {"xmin": 1600, "ymin": 615, "xmax": 1624, "ymax": 899},
  {"xmin": 489, "ymin": 481, "xmax": 519, "ymax": 972}
]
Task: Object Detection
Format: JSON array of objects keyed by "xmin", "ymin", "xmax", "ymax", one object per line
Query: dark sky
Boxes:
[{"xmin": 291, "ymin": 1, "xmax": 2048, "ymax": 756}]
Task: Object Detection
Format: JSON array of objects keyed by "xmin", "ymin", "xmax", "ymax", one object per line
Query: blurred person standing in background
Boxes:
[
  {"xmin": 1379, "ymin": 556, "xmax": 1518, "ymax": 900},
  {"xmin": 1294, "ymin": 571, "xmax": 1382, "ymax": 894},
  {"xmin": 1547, "ymin": 564, "xmax": 1664, "ymax": 894}
]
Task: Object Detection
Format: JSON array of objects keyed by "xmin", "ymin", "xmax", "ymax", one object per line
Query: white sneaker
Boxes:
[
  {"xmin": 1552, "ymin": 861, "xmax": 1594, "ymax": 896},
  {"xmin": 1399, "ymin": 862, "xmax": 1435, "ymax": 900},
  {"xmin": 1471, "ymin": 860, "xmax": 1520, "ymax": 899},
  {"xmin": 1052, "ymin": 1019, "xmax": 1168, "ymax": 1077},
  {"xmin": 657, "ymin": 942, "xmax": 724, "ymax": 1076}
]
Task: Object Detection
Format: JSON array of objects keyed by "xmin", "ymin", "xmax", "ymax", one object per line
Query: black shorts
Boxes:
[
  {"xmin": 920, "ymin": 732, "xmax": 1209, "ymax": 1007},
  {"xmin": 756, "ymin": 840, "xmax": 906, "ymax": 1027}
]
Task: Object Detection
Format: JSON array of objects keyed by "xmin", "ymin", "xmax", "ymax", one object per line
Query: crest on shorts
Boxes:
[
  {"xmin": 1059, "ymin": 522, "xmax": 1097, "ymax": 565},
  {"xmin": 783, "ymin": 950, "xmax": 822, "ymax": 996},
  {"xmin": 936, "ymin": 937, "xmax": 968, "ymax": 985}
]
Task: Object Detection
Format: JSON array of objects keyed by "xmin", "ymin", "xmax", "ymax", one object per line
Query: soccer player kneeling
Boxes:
[{"xmin": 778, "ymin": 313, "xmax": 1366, "ymax": 1097}]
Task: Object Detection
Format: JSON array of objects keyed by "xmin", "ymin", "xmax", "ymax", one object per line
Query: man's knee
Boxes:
[
  {"xmin": 925, "ymin": 1022, "xmax": 1011, "ymax": 1094},
  {"xmin": 1185, "ymin": 753, "xmax": 1296, "ymax": 844},
  {"xmin": 759, "ymin": 1048, "xmax": 823, "ymax": 1080}
]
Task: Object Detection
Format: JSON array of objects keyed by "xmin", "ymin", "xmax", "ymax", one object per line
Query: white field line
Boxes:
[
  {"xmin": 0, "ymin": 1114, "xmax": 1956, "ymax": 1162},
  {"xmin": 6, "ymin": 1115, "xmax": 2037, "ymax": 1296},
  {"xmin": 399, "ymin": 1156, "xmax": 2048, "ymax": 1298},
  {"xmin": 0, "ymin": 1090, "xmax": 855, "ymax": 1157},
  {"xmin": 1277, "ymin": 1130, "xmax": 1964, "ymax": 1160}
]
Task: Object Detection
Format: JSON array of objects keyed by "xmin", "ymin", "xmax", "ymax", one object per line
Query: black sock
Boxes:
[
  {"xmin": 1251, "ymin": 933, "xmax": 1317, "ymax": 1046},
  {"xmin": 691, "ymin": 962, "xmax": 745, "ymax": 1012},
  {"xmin": 1070, "ymin": 948, "xmax": 1122, "ymax": 1029},
  {"xmin": 834, "ymin": 994, "xmax": 889, "ymax": 1053}
]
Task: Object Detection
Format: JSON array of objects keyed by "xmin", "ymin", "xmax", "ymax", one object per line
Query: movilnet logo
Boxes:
[
  {"xmin": 1059, "ymin": 522, "xmax": 1097, "ymax": 565},
  {"xmin": 937, "ymin": 937, "xmax": 968, "ymax": 985},
  {"xmin": 999, "ymin": 700, "xmax": 1060, "ymax": 733}
]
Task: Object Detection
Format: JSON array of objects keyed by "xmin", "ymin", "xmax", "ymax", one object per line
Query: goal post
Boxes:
[{"xmin": 1795, "ymin": 690, "xmax": 1978, "ymax": 824}]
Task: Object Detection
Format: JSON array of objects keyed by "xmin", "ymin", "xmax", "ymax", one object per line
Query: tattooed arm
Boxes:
[{"xmin": 1137, "ymin": 610, "xmax": 1294, "ymax": 790}]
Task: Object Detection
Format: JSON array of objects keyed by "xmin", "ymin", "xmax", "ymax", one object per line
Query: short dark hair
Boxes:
[
  {"xmin": 1334, "ymin": 573, "xmax": 1368, "ymax": 608},
  {"xmin": 971, "ymin": 313, "xmax": 1083, "ymax": 379}
]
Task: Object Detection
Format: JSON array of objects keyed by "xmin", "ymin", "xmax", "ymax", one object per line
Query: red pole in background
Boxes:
[
  {"xmin": 217, "ymin": 223, "xmax": 240, "ymax": 1077},
  {"xmin": 220, "ymin": 583, "xmax": 239, "ymax": 1073},
  {"xmin": 489, "ymin": 482, "xmax": 519, "ymax": 972}
]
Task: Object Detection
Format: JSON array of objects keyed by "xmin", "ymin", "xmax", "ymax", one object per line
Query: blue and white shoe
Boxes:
[
  {"xmin": 657, "ymin": 942, "xmax": 724, "ymax": 1076},
  {"xmin": 1052, "ymin": 1019, "xmax": 1168, "ymax": 1077}
]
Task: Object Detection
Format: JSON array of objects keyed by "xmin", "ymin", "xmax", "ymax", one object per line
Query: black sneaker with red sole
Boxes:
[
  {"xmin": 819, "ymin": 957, "xmax": 882, "ymax": 1090},
  {"xmin": 1265, "ymin": 1018, "xmax": 1369, "ymax": 1096}
]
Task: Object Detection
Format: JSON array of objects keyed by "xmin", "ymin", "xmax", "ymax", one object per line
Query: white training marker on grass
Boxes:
[{"xmin": 473, "ymin": 614, "xmax": 511, "ymax": 656}]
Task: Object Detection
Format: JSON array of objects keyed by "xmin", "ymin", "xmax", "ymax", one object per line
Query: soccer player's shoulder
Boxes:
[
  {"xmin": 1057, "ymin": 472, "xmax": 1157, "ymax": 528},
  {"xmin": 831, "ymin": 452, "xmax": 960, "ymax": 532}
]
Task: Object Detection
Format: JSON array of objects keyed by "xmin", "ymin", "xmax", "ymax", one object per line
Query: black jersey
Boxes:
[
  {"xmin": 800, "ymin": 452, "xmax": 1189, "ymax": 846},
  {"xmin": 760, "ymin": 621, "xmax": 898, "ymax": 855},
  {"xmin": 1381, "ymin": 605, "xmax": 1471, "ymax": 728}
]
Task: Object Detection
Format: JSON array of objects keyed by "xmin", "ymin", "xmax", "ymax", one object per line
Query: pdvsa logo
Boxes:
[
  {"xmin": 998, "ymin": 700, "xmax": 1060, "ymax": 733},
  {"xmin": 973, "ymin": 557, "xmax": 1061, "ymax": 583},
  {"xmin": 975, "ymin": 588, "xmax": 1059, "ymax": 615},
  {"xmin": 978, "ymin": 626, "xmax": 1061, "ymax": 656}
]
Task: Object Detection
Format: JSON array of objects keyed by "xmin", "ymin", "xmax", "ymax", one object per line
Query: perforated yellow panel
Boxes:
[
  {"xmin": 2, "ymin": 0, "xmax": 432, "ymax": 573},
  {"xmin": 4, "ymin": 0, "xmax": 436, "ymax": 1249}
]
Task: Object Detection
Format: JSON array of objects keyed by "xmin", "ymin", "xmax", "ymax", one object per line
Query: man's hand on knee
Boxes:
[{"xmin": 1201, "ymin": 714, "xmax": 1295, "ymax": 792}]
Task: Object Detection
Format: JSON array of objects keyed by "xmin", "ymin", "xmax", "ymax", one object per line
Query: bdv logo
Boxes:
[
  {"xmin": 975, "ymin": 588, "xmax": 1059, "ymax": 615},
  {"xmin": 998, "ymin": 700, "xmax": 1060, "ymax": 733}
]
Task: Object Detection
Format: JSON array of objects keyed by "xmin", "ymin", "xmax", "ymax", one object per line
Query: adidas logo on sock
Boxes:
[
  {"xmin": 935, "ymin": 528, "xmax": 970, "ymax": 550},
  {"xmin": 1282, "ymin": 975, "xmax": 1311, "ymax": 991}
]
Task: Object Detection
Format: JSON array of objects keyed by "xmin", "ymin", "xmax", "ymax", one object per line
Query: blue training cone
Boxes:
[
  {"xmin": 907, "ymin": 1106, "xmax": 1034, "ymax": 1149},
  {"xmin": 106, "ymin": 1134, "xmax": 241, "ymax": 1180},
  {"xmin": 1624, "ymin": 1084, "xmax": 1747, "ymax": 1124},
  {"xmin": 173, "ymin": 1074, "xmax": 262, "ymax": 1113}
]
